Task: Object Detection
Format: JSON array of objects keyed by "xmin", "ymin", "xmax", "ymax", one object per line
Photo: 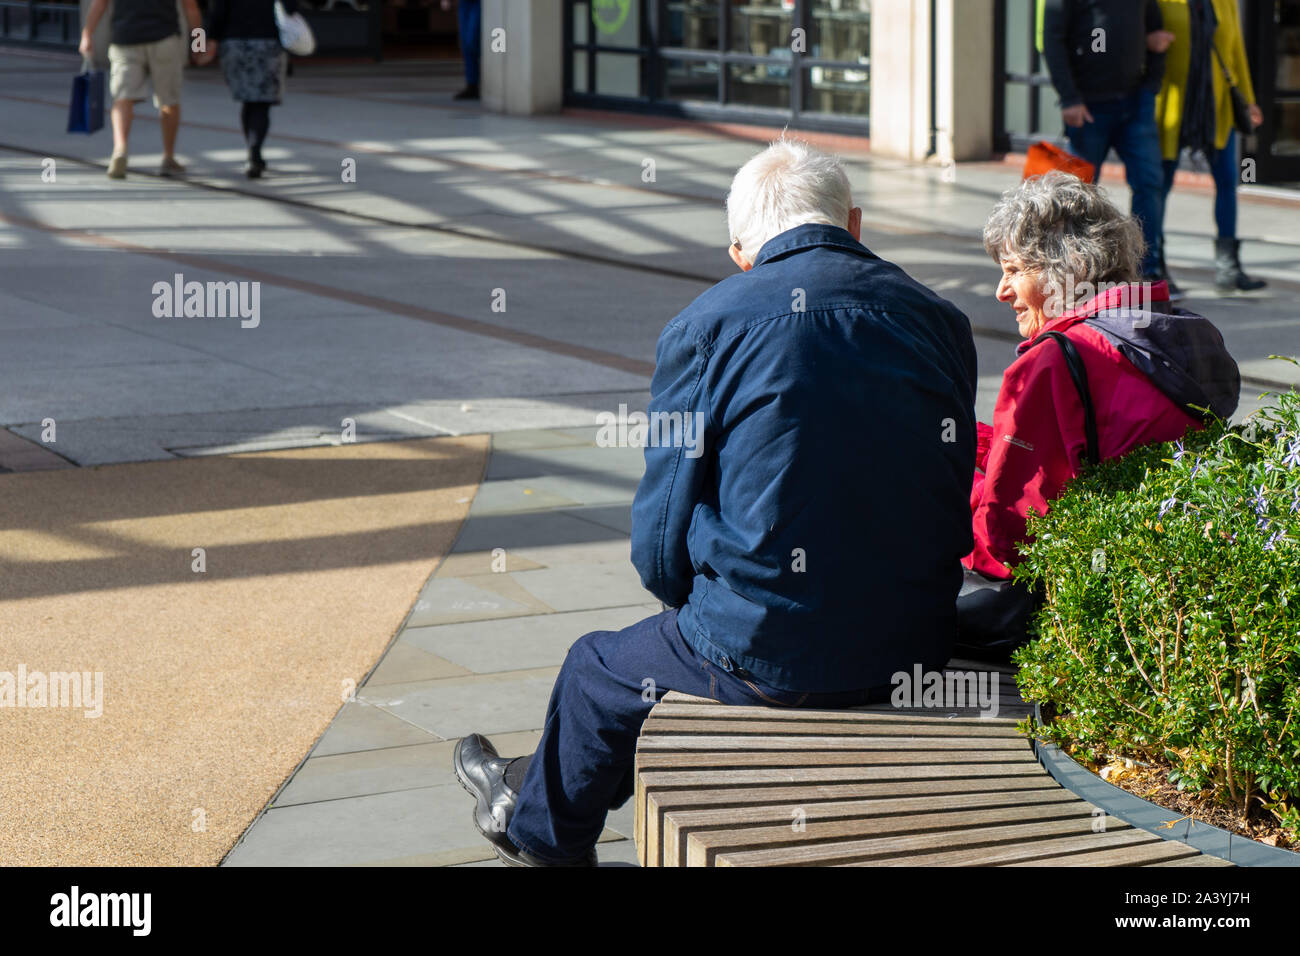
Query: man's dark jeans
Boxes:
[
  {"xmin": 506, "ymin": 608, "xmax": 891, "ymax": 863},
  {"xmin": 1064, "ymin": 88, "xmax": 1164, "ymax": 276}
]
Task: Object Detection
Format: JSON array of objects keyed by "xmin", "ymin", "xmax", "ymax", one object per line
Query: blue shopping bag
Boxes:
[{"xmin": 67, "ymin": 61, "xmax": 105, "ymax": 134}]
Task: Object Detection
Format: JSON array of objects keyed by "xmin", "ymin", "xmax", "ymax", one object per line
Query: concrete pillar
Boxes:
[
  {"xmin": 867, "ymin": 0, "xmax": 932, "ymax": 161},
  {"xmin": 934, "ymin": 0, "xmax": 995, "ymax": 162},
  {"xmin": 481, "ymin": 0, "xmax": 564, "ymax": 116},
  {"xmin": 868, "ymin": 0, "xmax": 994, "ymax": 163}
]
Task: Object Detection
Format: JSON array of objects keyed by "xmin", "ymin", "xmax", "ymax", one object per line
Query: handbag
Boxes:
[
  {"xmin": 953, "ymin": 331, "xmax": 1099, "ymax": 663},
  {"xmin": 1211, "ymin": 45, "xmax": 1253, "ymax": 136},
  {"xmin": 275, "ymin": 1, "xmax": 317, "ymax": 56},
  {"xmin": 67, "ymin": 59, "xmax": 105, "ymax": 135},
  {"xmin": 1022, "ymin": 140, "xmax": 1096, "ymax": 183}
]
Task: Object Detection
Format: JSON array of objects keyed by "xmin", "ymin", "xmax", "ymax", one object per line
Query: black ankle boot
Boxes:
[{"xmin": 1215, "ymin": 237, "xmax": 1267, "ymax": 292}]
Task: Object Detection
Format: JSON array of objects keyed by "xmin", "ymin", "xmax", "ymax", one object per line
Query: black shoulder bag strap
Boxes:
[{"xmin": 1038, "ymin": 330, "xmax": 1100, "ymax": 467}]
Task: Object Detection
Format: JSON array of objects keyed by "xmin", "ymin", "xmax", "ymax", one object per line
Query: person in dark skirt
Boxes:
[{"xmin": 199, "ymin": 0, "xmax": 297, "ymax": 177}]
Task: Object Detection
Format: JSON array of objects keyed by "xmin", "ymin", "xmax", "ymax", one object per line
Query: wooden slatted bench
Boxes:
[{"xmin": 633, "ymin": 660, "xmax": 1234, "ymax": 867}]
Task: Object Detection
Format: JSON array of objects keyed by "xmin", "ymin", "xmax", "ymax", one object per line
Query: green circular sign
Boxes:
[{"xmin": 592, "ymin": 0, "xmax": 631, "ymax": 35}]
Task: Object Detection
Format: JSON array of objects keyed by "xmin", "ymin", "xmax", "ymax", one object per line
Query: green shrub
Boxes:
[{"xmin": 1014, "ymin": 382, "xmax": 1300, "ymax": 835}]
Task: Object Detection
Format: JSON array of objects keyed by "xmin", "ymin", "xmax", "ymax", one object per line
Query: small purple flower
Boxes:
[
  {"xmin": 1292, "ymin": 490, "xmax": 1300, "ymax": 515},
  {"xmin": 1258, "ymin": 516, "xmax": 1272, "ymax": 531},
  {"xmin": 1159, "ymin": 496, "xmax": 1177, "ymax": 519},
  {"xmin": 1189, "ymin": 457, "xmax": 1203, "ymax": 480},
  {"xmin": 1173, "ymin": 439, "xmax": 1186, "ymax": 462},
  {"xmin": 1251, "ymin": 485, "xmax": 1268, "ymax": 515},
  {"xmin": 1265, "ymin": 530, "xmax": 1283, "ymax": 551},
  {"xmin": 1284, "ymin": 439, "xmax": 1300, "ymax": 470}
]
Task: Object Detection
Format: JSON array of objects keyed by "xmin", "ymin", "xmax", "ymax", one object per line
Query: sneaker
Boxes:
[
  {"xmin": 453, "ymin": 84, "xmax": 480, "ymax": 101},
  {"xmin": 106, "ymin": 154, "xmax": 127, "ymax": 179},
  {"xmin": 159, "ymin": 156, "xmax": 186, "ymax": 177}
]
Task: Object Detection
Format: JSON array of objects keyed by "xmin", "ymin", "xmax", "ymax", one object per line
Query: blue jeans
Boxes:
[
  {"xmin": 457, "ymin": 0, "xmax": 481, "ymax": 87},
  {"xmin": 1064, "ymin": 89, "xmax": 1164, "ymax": 275},
  {"xmin": 1161, "ymin": 129, "xmax": 1239, "ymax": 240},
  {"xmin": 507, "ymin": 608, "xmax": 892, "ymax": 863}
]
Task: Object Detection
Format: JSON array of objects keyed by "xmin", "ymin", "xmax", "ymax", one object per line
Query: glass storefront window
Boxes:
[
  {"xmin": 662, "ymin": 57, "xmax": 721, "ymax": 102},
  {"xmin": 809, "ymin": 0, "xmax": 870, "ymax": 63},
  {"xmin": 591, "ymin": 0, "xmax": 641, "ymax": 47},
  {"xmin": 727, "ymin": 61, "xmax": 792, "ymax": 109},
  {"xmin": 1273, "ymin": 101, "xmax": 1300, "ymax": 156},
  {"xmin": 573, "ymin": 52, "xmax": 590, "ymax": 93},
  {"xmin": 730, "ymin": 0, "xmax": 795, "ymax": 55},
  {"xmin": 566, "ymin": 0, "xmax": 869, "ymax": 125},
  {"xmin": 663, "ymin": 0, "xmax": 720, "ymax": 49},
  {"xmin": 803, "ymin": 65, "xmax": 868, "ymax": 116},
  {"xmin": 1277, "ymin": 2, "xmax": 1300, "ymax": 156},
  {"xmin": 573, "ymin": 1, "xmax": 590, "ymax": 44},
  {"xmin": 597, "ymin": 53, "xmax": 643, "ymax": 96}
]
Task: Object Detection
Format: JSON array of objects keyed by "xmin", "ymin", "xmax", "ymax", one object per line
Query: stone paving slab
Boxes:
[
  {"xmin": 223, "ymin": 783, "xmax": 489, "ymax": 867},
  {"xmin": 402, "ymin": 605, "xmax": 659, "ymax": 675},
  {"xmin": 223, "ymin": 420, "xmax": 651, "ymax": 865},
  {"xmin": 275, "ymin": 730, "xmax": 542, "ymax": 809},
  {"xmin": 308, "ymin": 700, "xmax": 443, "ymax": 758},
  {"xmin": 363, "ymin": 668, "xmax": 563, "ymax": 741},
  {"xmin": 450, "ymin": 509, "xmax": 628, "ymax": 552}
]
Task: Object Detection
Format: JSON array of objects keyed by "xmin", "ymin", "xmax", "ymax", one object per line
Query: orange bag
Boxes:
[{"xmin": 1022, "ymin": 140, "xmax": 1096, "ymax": 183}]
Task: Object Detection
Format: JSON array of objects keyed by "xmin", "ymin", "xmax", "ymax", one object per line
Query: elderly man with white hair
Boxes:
[{"xmin": 454, "ymin": 139, "xmax": 979, "ymax": 866}]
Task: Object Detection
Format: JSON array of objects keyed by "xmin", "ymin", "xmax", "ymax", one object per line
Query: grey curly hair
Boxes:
[{"xmin": 982, "ymin": 171, "xmax": 1146, "ymax": 313}]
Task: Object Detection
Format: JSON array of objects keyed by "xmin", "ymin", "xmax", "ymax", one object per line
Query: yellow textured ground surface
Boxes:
[{"xmin": 0, "ymin": 435, "xmax": 488, "ymax": 865}]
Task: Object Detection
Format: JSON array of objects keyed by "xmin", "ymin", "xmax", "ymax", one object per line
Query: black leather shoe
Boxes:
[
  {"xmin": 453, "ymin": 84, "xmax": 479, "ymax": 101},
  {"xmin": 452, "ymin": 733, "xmax": 598, "ymax": 866},
  {"xmin": 495, "ymin": 842, "xmax": 598, "ymax": 867},
  {"xmin": 452, "ymin": 733, "xmax": 518, "ymax": 852}
]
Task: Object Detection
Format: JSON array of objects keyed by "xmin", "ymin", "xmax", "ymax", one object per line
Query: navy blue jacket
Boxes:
[{"xmin": 630, "ymin": 224, "xmax": 978, "ymax": 692}]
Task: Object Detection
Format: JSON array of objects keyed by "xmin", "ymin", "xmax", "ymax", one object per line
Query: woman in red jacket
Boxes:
[{"xmin": 967, "ymin": 171, "xmax": 1240, "ymax": 582}]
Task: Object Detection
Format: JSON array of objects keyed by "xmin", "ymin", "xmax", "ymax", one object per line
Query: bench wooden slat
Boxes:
[
  {"xmin": 1002, "ymin": 840, "xmax": 1203, "ymax": 866},
  {"xmin": 695, "ymin": 802, "xmax": 1104, "ymax": 867},
  {"xmin": 642, "ymin": 718, "xmax": 1025, "ymax": 737},
  {"xmin": 640, "ymin": 777, "xmax": 1063, "ymax": 867},
  {"xmin": 638, "ymin": 762, "xmax": 1048, "ymax": 791},
  {"xmin": 647, "ymin": 702, "xmax": 1024, "ymax": 724},
  {"xmin": 638, "ymin": 734, "xmax": 1032, "ymax": 751},
  {"xmin": 661, "ymin": 790, "xmax": 1085, "ymax": 867},
  {"xmin": 1150, "ymin": 853, "xmax": 1236, "ymax": 866},
  {"xmin": 712, "ymin": 815, "xmax": 1123, "ymax": 866},
  {"xmin": 650, "ymin": 702, "xmax": 1024, "ymax": 723},
  {"xmin": 851, "ymin": 826, "xmax": 1164, "ymax": 867},
  {"xmin": 636, "ymin": 749, "xmax": 1037, "ymax": 770}
]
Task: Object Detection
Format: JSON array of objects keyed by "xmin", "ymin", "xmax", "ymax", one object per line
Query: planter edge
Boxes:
[{"xmin": 1030, "ymin": 704, "xmax": 1300, "ymax": 867}]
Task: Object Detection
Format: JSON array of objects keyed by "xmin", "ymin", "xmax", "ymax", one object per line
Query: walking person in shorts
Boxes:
[{"xmin": 80, "ymin": 0, "xmax": 204, "ymax": 179}]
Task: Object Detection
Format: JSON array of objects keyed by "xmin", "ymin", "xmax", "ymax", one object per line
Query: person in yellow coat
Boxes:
[{"xmin": 1153, "ymin": 0, "xmax": 1267, "ymax": 294}]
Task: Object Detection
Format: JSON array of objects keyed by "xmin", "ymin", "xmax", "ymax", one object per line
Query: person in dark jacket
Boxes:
[
  {"xmin": 1041, "ymin": 0, "xmax": 1169, "ymax": 287},
  {"xmin": 968, "ymin": 172, "xmax": 1239, "ymax": 581},
  {"xmin": 199, "ymin": 0, "xmax": 299, "ymax": 177},
  {"xmin": 442, "ymin": 0, "xmax": 481, "ymax": 100},
  {"xmin": 454, "ymin": 139, "xmax": 979, "ymax": 866}
]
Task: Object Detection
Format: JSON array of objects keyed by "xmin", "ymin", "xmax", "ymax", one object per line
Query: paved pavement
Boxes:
[
  {"xmin": 223, "ymin": 425, "xmax": 652, "ymax": 866},
  {"xmin": 2, "ymin": 44, "xmax": 1298, "ymax": 865}
]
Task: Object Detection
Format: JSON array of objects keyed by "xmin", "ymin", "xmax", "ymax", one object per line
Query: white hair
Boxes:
[{"xmin": 725, "ymin": 138, "xmax": 853, "ymax": 259}]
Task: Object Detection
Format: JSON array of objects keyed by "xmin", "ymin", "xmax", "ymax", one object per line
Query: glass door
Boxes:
[
  {"xmin": 569, "ymin": 0, "xmax": 871, "ymax": 131},
  {"xmin": 1247, "ymin": 0, "xmax": 1300, "ymax": 183}
]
